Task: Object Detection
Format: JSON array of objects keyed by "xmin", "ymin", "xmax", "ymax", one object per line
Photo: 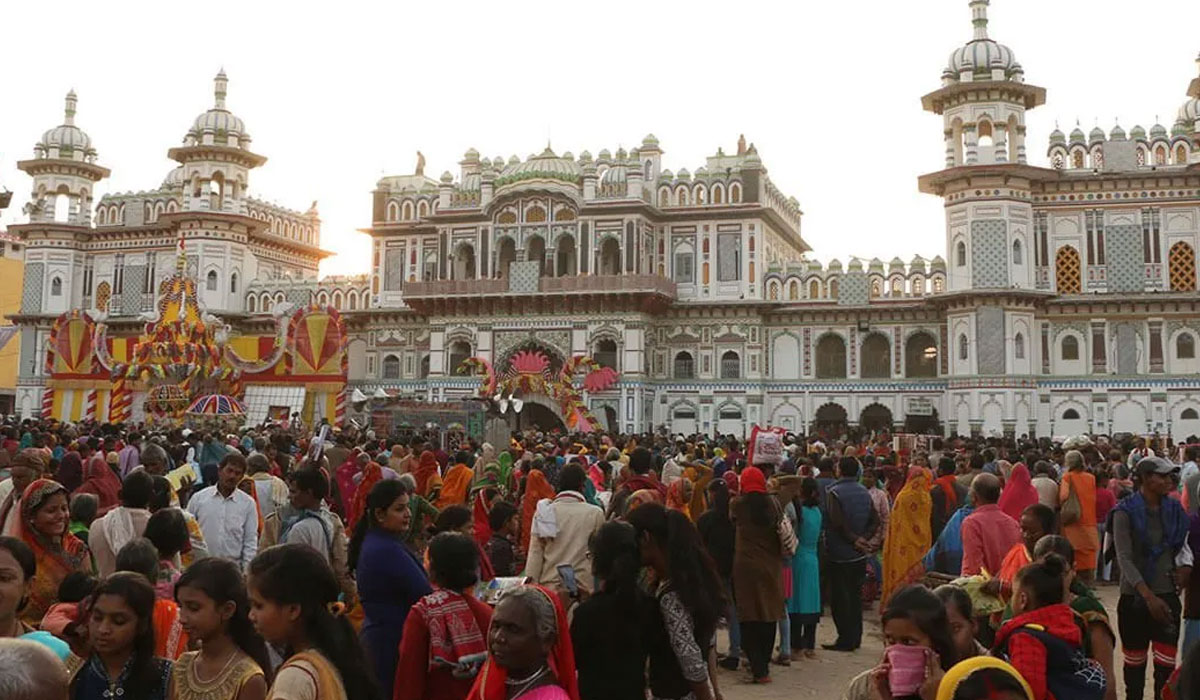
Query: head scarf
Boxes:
[
  {"xmin": 73, "ymin": 451, "xmax": 120, "ymax": 515},
  {"xmin": 468, "ymin": 585, "xmax": 580, "ymax": 700},
  {"xmin": 625, "ymin": 488, "xmax": 662, "ymax": 515},
  {"xmin": 520, "ymin": 470, "xmax": 556, "ymax": 554},
  {"xmin": 935, "ymin": 656, "xmax": 1034, "ymax": 700},
  {"xmin": 348, "ymin": 461, "xmax": 383, "ymax": 532},
  {"xmin": 19, "ymin": 479, "xmax": 89, "ymax": 625},
  {"xmin": 880, "ymin": 466, "xmax": 933, "ymax": 605},
  {"xmin": 739, "ymin": 466, "xmax": 767, "ymax": 495},
  {"xmin": 415, "ymin": 451, "xmax": 441, "ymax": 497},
  {"xmin": 722, "ymin": 469, "xmax": 740, "ymax": 496},
  {"xmin": 665, "ymin": 478, "xmax": 692, "ymax": 519},
  {"xmin": 437, "ymin": 462, "xmax": 474, "ymax": 510},
  {"xmin": 997, "ymin": 463, "xmax": 1039, "ymax": 521},
  {"xmin": 57, "ymin": 449, "xmax": 84, "ymax": 494},
  {"xmin": 334, "ymin": 450, "xmax": 360, "ymax": 516}
]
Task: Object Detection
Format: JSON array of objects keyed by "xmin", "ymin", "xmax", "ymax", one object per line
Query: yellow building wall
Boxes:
[{"xmin": 0, "ymin": 255, "xmax": 25, "ymax": 394}]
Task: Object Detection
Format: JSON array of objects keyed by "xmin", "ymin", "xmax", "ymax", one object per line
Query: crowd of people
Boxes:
[{"xmin": 0, "ymin": 419, "xmax": 1198, "ymax": 700}]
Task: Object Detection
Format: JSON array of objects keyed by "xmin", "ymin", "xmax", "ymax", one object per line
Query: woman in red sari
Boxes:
[
  {"xmin": 348, "ymin": 459, "xmax": 384, "ymax": 533},
  {"xmin": 997, "ymin": 463, "xmax": 1039, "ymax": 522},
  {"xmin": 19, "ymin": 479, "xmax": 91, "ymax": 626},
  {"xmin": 468, "ymin": 584, "xmax": 579, "ymax": 700},
  {"xmin": 334, "ymin": 448, "xmax": 362, "ymax": 517},
  {"xmin": 72, "ymin": 451, "xmax": 121, "ymax": 516},
  {"xmin": 415, "ymin": 451, "xmax": 442, "ymax": 499}
]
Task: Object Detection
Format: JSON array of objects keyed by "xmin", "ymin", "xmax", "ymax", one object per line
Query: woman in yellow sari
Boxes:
[
  {"xmin": 880, "ymin": 466, "xmax": 932, "ymax": 605},
  {"xmin": 1059, "ymin": 449, "xmax": 1099, "ymax": 581},
  {"xmin": 683, "ymin": 463, "xmax": 714, "ymax": 522}
]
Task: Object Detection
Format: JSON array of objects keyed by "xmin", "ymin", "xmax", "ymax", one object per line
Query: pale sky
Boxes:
[{"xmin": 1, "ymin": 0, "xmax": 1196, "ymax": 278}]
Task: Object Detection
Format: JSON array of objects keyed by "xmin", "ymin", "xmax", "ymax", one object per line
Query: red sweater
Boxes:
[{"xmin": 993, "ymin": 604, "xmax": 1082, "ymax": 700}]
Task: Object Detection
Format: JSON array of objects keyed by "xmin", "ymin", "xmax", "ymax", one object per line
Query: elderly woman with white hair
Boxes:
[
  {"xmin": 468, "ymin": 585, "xmax": 579, "ymax": 700},
  {"xmin": 1059, "ymin": 448, "xmax": 1100, "ymax": 583},
  {"xmin": 0, "ymin": 638, "xmax": 70, "ymax": 700}
]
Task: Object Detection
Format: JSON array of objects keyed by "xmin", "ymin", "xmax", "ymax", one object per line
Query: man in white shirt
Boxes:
[
  {"xmin": 524, "ymin": 462, "xmax": 605, "ymax": 595},
  {"xmin": 187, "ymin": 452, "xmax": 258, "ymax": 570},
  {"xmin": 89, "ymin": 470, "xmax": 154, "ymax": 576}
]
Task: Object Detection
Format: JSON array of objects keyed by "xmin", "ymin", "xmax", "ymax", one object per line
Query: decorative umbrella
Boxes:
[{"xmin": 186, "ymin": 393, "xmax": 247, "ymax": 416}]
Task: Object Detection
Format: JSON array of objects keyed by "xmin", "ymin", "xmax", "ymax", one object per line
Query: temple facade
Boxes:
[{"xmin": 10, "ymin": 1, "xmax": 1200, "ymax": 439}]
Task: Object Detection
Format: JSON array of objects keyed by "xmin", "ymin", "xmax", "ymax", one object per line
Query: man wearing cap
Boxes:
[
  {"xmin": 0, "ymin": 449, "xmax": 44, "ymax": 536},
  {"xmin": 1112, "ymin": 455, "xmax": 1194, "ymax": 700}
]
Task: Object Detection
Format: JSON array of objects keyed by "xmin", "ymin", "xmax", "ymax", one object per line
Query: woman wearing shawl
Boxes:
[
  {"xmin": 879, "ymin": 466, "xmax": 932, "ymax": 606},
  {"xmin": 997, "ymin": 463, "xmax": 1039, "ymax": 521},
  {"xmin": 19, "ymin": 479, "xmax": 92, "ymax": 625},
  {"xmin": 1060, "ymin": 449, "xmax": 1099, "ymax": 580},
  {"xmin": 398, "ymin": 473, "xmax": 442, "ymax": 552},
  {"xmin": 473, "ymin": 443, "xmax": 496, "ymax": 477},
  {"xmin": 57, "ymin": 446, "xmax": 84, "ymax": 494},
  {"xmin": 497, "ymin": 452, "xmax": 516, "ymax": 496},
  {"xmin": 683, "ymin": 464, "xmax": 713, "ymax": 523},
  {"xmin": 396, "ymin": 532, "xmax": 494, "ymax": 700},
  {"xmin": 72, "ymin": 451, "xmax": 121, "ymax": 516},
  {"xmin": 664, "ymin": 478, "xmax": 693, "ymax": 519},
  {"xmin": 467, "ymin": 584, "xmax": 579, "ymax": 700},
  {"xmin": 437, "ymin": 457, "xmax": 474, "ymax": 510},
  {"xmin": 520, "ymin": 469, "xmax": 556, "ymax": 556},
  {"xmin": 624, "ymin": 489, "xmax": 662, "ymax": 515},
  {"xmin": 415, "ymin": 451, "xmax": 442, "ymax": 498},
  {"xmin": 348, "ymin": 460, "xmax": 384, "ymax": 532}
]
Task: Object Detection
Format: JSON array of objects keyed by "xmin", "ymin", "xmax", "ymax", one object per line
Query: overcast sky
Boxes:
[{"xmin": 1, "ymin": 0, "xmax": 1196, "ymax": 278}]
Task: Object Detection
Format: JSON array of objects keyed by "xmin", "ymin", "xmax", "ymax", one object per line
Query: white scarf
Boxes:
[{"xmin": 101, "ymin": 506, "xmax": 140, "ymax": 555}]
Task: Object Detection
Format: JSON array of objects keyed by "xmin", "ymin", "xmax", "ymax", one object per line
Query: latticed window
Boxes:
[
  {"xmin": 1055, "ymin": 246, "xmax": 1082, "ymax": 294},
  {"xmin": 1169, "ymin": 241, "xmax": 1196, "ymax": 292},
  {"xmin": 673, "ymin": 352, "xmax": 695, "ymax": 379}
]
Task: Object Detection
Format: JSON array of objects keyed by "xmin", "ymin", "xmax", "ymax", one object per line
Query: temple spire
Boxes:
[
  {"xmin": 64, "ymin": 90, "xmax": 77, "ymax": 126},
  {"xmin": 214, "ymin": 68, "xmax": 228, "ymax": 110},
  {"xmin": 969, "ymin": 0, "xmax": 989, "ymax": 41}
]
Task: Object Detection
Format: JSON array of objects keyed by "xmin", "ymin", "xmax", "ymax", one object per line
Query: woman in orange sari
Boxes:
[
  {"xmin": 665, "ymin": 477, "xmax": 694, "ymax": 519},
  {"xmin": 684, "ymin": 463, "xmax": 713, "ymax": 522},
  {"xmin": 520, "ymin": 469, "xmax": 556, "ymax": 555},
  {"xmin": 437, "ymin": 455, "xmax": 474, "ymax": 509},
  {"xmin": 1060, "ymin": 449, "xmax": 1099, "ymax": 581},
  {"xmin": 18, "ymin": 479, "xmax": 91, "ymax": 625},
  {"xmin": 879, "ymin": 466, "xmax": 932, "ymax": 605},
  {"xmin": 238, "ymin": 475, "xmax": 265, "ymax": 536}
]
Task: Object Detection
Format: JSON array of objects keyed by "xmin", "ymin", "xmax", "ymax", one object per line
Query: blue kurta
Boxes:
[
  {"xmin": 787, "ymin": 505, "xmax": 822, "ymax": 615},
  {"xmin": 356, "ymin": 529, "xmax": 432, "ymax": 700}
]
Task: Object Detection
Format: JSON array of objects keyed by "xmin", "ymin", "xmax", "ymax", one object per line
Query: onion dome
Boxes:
[
  {"xmin": 659, "ymin": 169, "xmax": 673, "ymax": 182},
  {"xmin": 578, "ymin": 150, "xmax": 592, "ymax": 164},
  {"xmin": 676, "ymin": 168, "xmax": 691, "ymax": 181},
  {"xmin": 507, "ymin": 155, "xmax": 520, "ymax": 166},
  {"xmin": 930, "ymin": 255, "xmax": 947, "ymax": 271},
  {"xmin": 184, "ymin": 70, "xmax": 251, "ymax": 148},
  {"xmin": 1173, "ymin": 119, "xmax": 1191, "ymax": 138},
  {"xmin": 1088, "ymin": 126, "xmax": 1106, "ymax": 144},
  {"xmin": 828, "ymin": 258, "xmax": 843, "ymax": 272},
  {"xmin": 807, "ymin": 259, "xmax": 823, "ymax": 272},
  {"xmin": 1130, "ymin": 125, "xmax": 1147, "ymax": 141},
  {"xmin": 642, "ymin": 134, "xmax": 659, "ymax": 147},
  {"xmin": 1068, "ymin": 126, "xmax": 1086, "ymax": 145},
  {"xmin": 495, "ymin": 146, "xmax": 582, "ymax": 187},
  {"xmin": 161, "ymin": 165, "xmax": 185, "ymax": 189},
  {"xmin": 599, "ymin": 163, "xmax": 626, "ymax": 186},
  {"xmin": 35, "ymin": 90, "xmax": 97, "ymax": 161},
  {"xmin": 597, "ymin": 149, "xmax": 612, "ymax": 162},
  {"xmin": 1149, "ymin": 123, "xmax": 1167, "ymax": 139},
  {"xmin": 910, "ymin": 254, "xmax": 927, "ymax": 270},
  {"xmin": 1179, "ymin": 97, "xmax": 1200, "ymax": 124},
  {"xmin": 1109, "ymin": 124, "xmax": 1126, "ymax": 141},
  {"xmin": 889, "ymin": 257, "xmax": 906, "ymax": 273},
  {"xmin": 944, "ymin": 1, "xmax": 1022, "ymax": 83},
  {"xmin": 1049, "ymin": 127, "xmax": 1065, "ymax": 145}
]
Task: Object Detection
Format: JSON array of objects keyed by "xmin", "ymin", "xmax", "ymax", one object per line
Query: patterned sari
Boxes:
[
  {"xmin": 880, "ymin": 466, "xmax": 932, "ymax": 605},
  {"xmin": 19, "ymin": 479, "xmax": 91, "ymax": 626}
]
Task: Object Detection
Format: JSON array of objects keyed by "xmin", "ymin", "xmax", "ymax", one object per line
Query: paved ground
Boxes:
[{"xmin": 719, "ymin": 583, "xmax": 1124, "ymax": 700}]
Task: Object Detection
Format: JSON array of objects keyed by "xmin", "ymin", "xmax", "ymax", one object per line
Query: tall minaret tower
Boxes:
[{"xmin": 918, "ymin": 1, "xmax": 1051, "ymax": 437}]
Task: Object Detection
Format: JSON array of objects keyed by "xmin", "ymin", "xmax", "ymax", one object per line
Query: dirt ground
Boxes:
[{"xmin": 719, "ymin": 583, "xmax": 1125, "ymax": 700}]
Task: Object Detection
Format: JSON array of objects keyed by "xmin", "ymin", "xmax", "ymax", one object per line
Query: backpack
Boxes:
[{"xmin": 999, "ymin": 625, "xmax": 1106, "ymax": 700}]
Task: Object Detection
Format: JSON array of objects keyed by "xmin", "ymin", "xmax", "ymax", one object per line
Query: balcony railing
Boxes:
[{"xmin": 403, "ymin": 274, "xmax": 676, "ymax": 299}]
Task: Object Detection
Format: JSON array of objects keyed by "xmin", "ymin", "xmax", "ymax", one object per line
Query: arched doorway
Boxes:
[
  {"xmin": 513, "ymin": 399, "xmax": 567, "ymax": 434},
  {"xmin": 453, "ymin": 244, "xmax": 476, "ymax": 280},
  {"xmin": 904, "ymin": 408, "xmax": 941, "ymax": 434},
  {"xmin": 815, "ymin": 334, "xmax": 847, "ymax": 379},
  {"xmin": 497, "ymin": 238, "xmax": 516, "ymax": 278},
  {"xmin": 599, "ymin": 237, "xmax": 621, "ymax": 275},
  {"xmin": 860, "ymin": 403, "xmax": 894, "ymax": 433},
  {"xmin": 905, "ymin": 332, "xmax": 938, "ymax": 378},
  {"xmin": 527, "ymin": 236, "xmax": 547, "ymax": 276},
  {"xmin": 556, "ymin": 235, "xmax": 576, "ymax": 277},
  {"xmin": 860, "ymin": 333, "xmax": 891, "ymax": 378},
  {"xmin": 812, "ymin": 402, "xmax": 848, "ymax": 438}
]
